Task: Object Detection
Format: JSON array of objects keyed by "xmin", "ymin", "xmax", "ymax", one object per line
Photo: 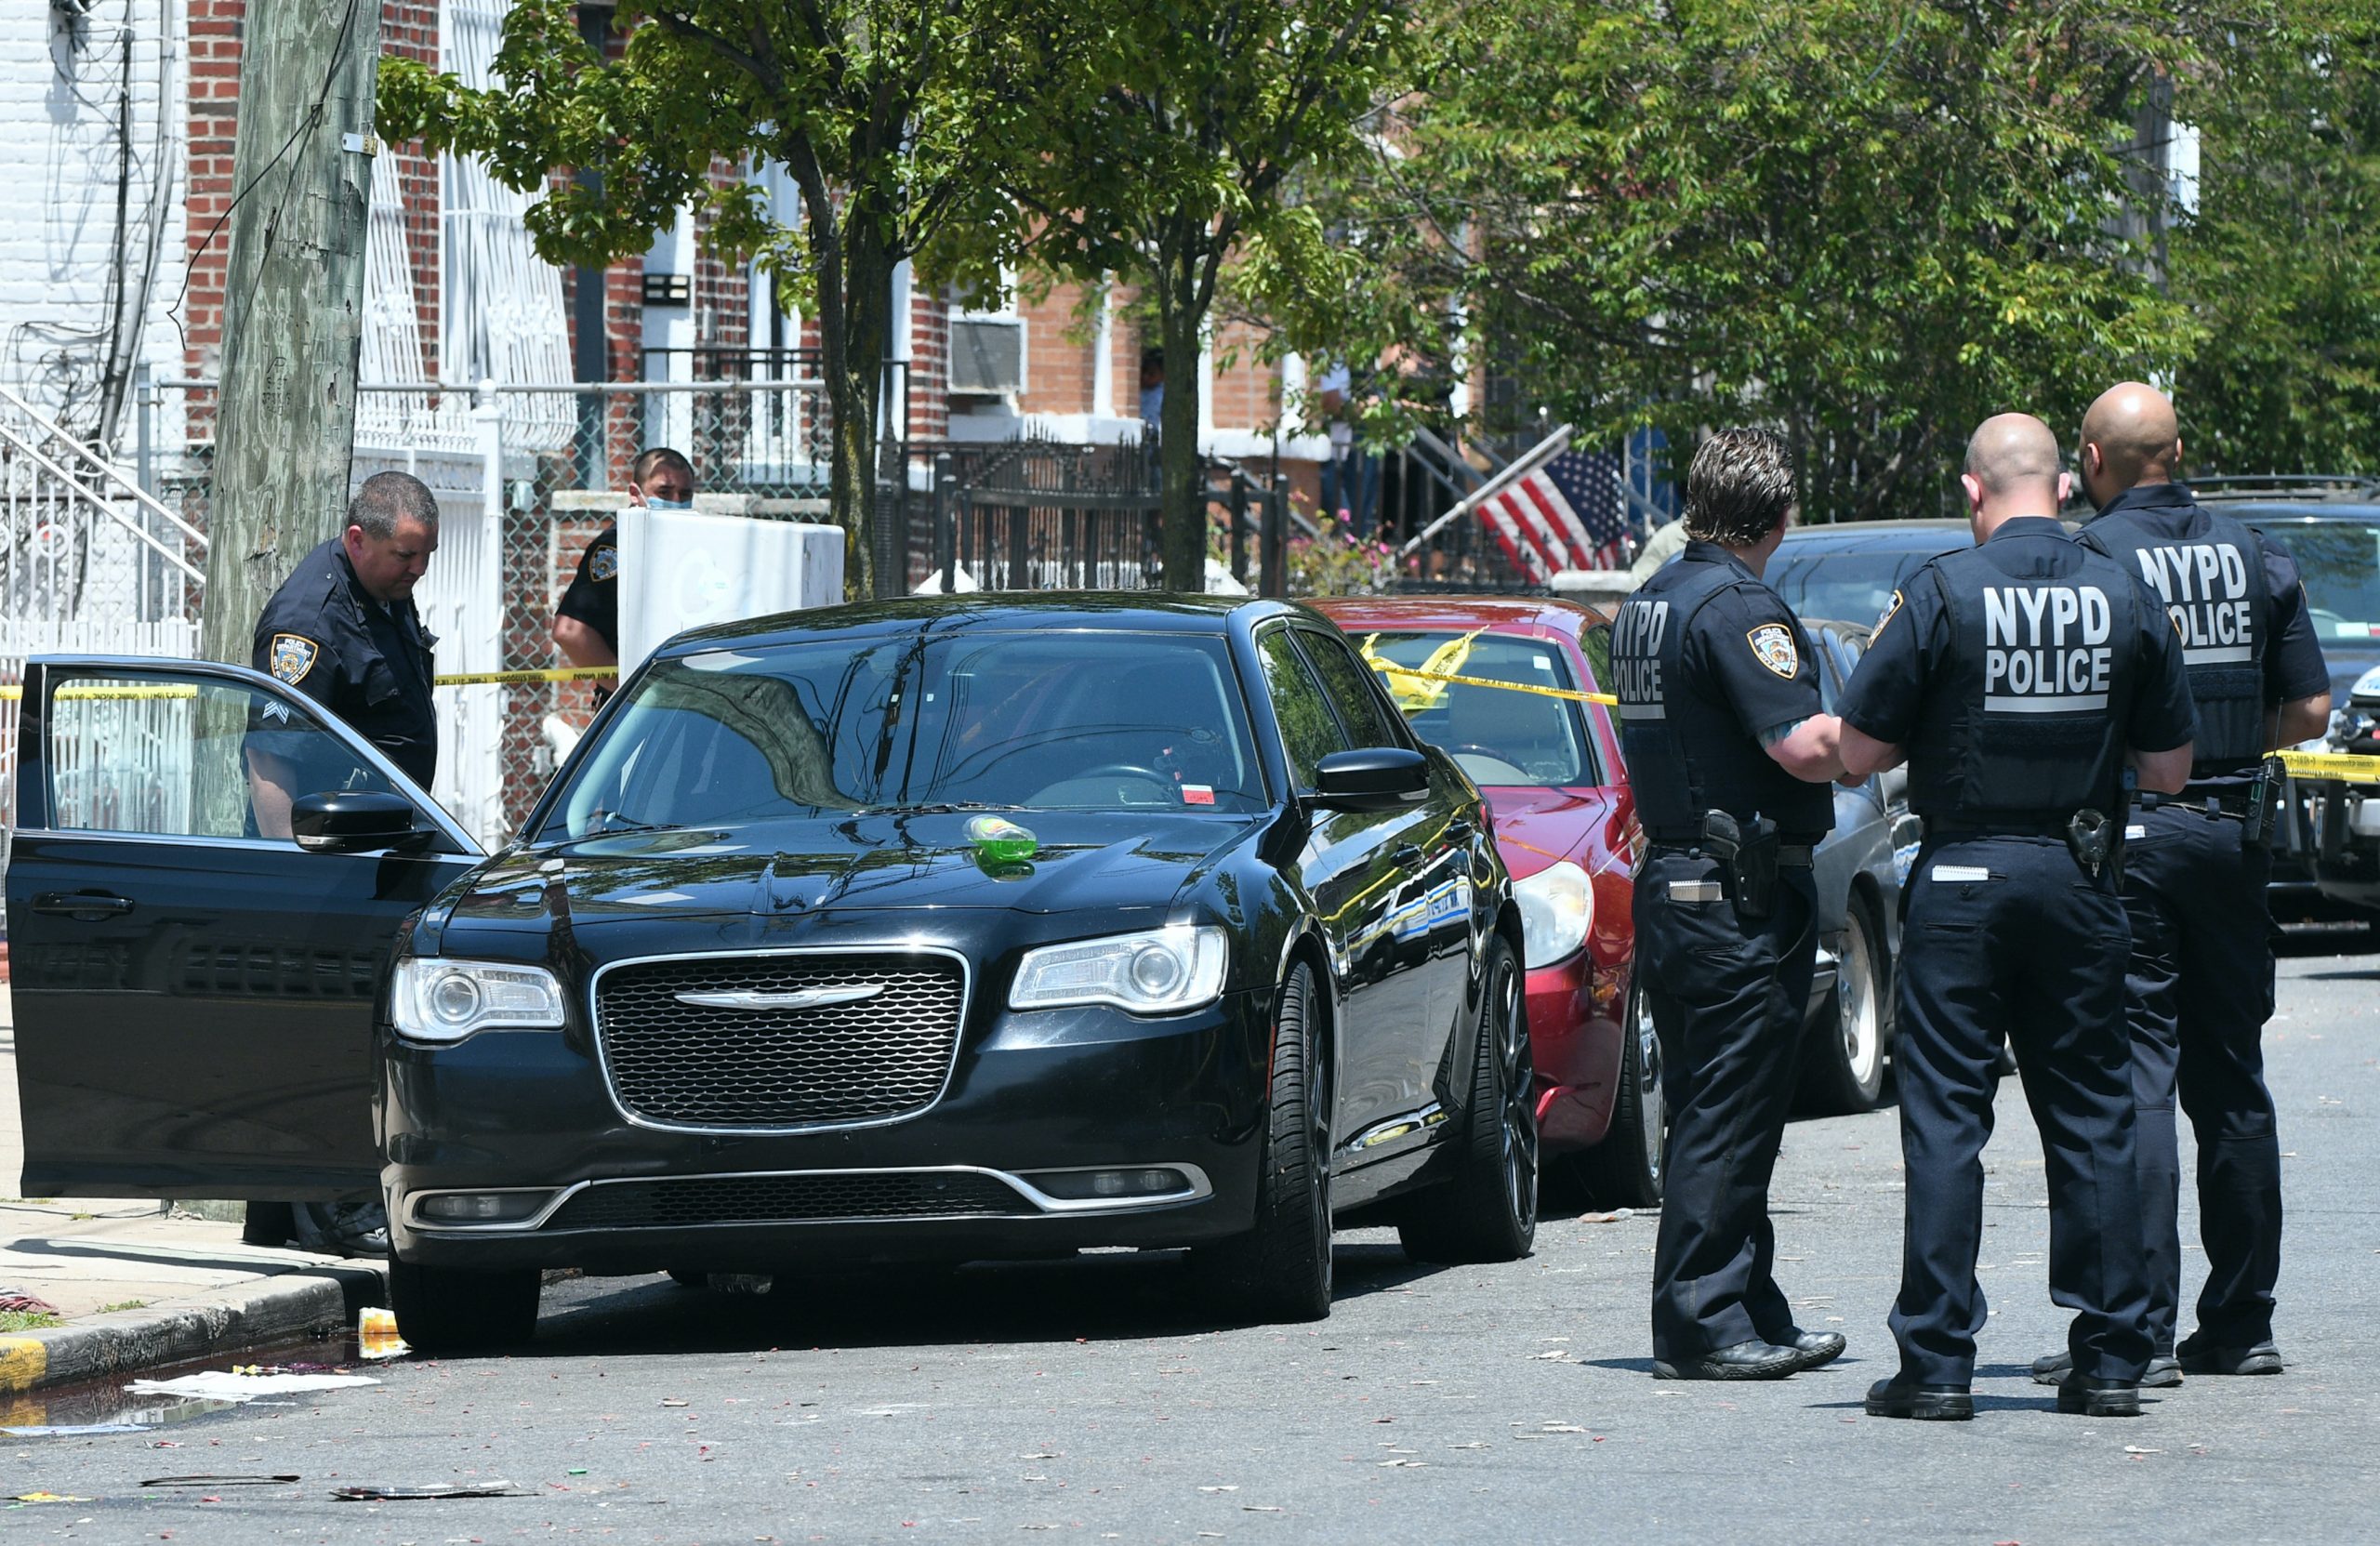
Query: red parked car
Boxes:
[{"xmin": 1313, "ymin": 597, "xmax": 1659, "ymax": 1206}]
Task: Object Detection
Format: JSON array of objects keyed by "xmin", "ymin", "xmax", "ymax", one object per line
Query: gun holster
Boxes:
[{"xmin": 1700, "ymin": 809, "xmax": 1779, "ymax": 921}]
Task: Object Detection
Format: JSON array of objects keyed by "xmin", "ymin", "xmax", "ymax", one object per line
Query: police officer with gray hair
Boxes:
[
  {"xmin": 1609, "ymin": 428, "xmax": 1852, "ymax": 1381},
  {"xmin": 1839, "ymin": 414, "xmax": 2198, "ymax": 1420},
  {"xmin": 2021, "ymin": 384, "xmax": 2330, "ymax": 1389}
]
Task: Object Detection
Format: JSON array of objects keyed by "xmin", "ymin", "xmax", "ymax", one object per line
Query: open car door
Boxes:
[{"xmin": 5, "ymin": 656, "xmax": 484, "ymax": 1198}]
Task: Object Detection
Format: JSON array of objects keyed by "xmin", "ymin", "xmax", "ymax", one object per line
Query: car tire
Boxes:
[
  {"xmin": 1800, "ymin": 896, "xmax": 1890, "ymax": 1114},
  {"xmin": 1193, "ymin": 960, "xmax": 1333, "ymax": 1322},
  {"xmin": 1566, "ymin": 971, "xmax": 1664, "ymax": 1209},
  {"xmin": 388, "ymin": 1259, "xmax": 541, "ymax": 1354},
  {"xmin": 1398, "ymin": 936, "xmax": 1539, "ymax": 1263}
]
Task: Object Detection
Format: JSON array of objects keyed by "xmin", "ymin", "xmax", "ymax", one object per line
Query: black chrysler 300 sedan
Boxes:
[{"xmin": 5, "ymin": 596, "xmax": 1535, "ymax": 1349}]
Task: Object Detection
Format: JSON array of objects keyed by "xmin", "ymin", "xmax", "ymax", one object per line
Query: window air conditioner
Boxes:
[{"xmin": 948, "ymin": 316, "xmax": 1026, "ymax": 395}]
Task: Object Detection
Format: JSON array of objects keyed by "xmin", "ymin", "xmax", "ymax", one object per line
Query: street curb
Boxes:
[{"xmin": 0, "ymin": 1262, "xmax": 385, "ymax": 1395}]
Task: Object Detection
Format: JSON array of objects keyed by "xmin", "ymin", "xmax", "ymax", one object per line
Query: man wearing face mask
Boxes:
[{"xmin": 553, "ymin": 446, "xmax": 694, "ymax": 697}]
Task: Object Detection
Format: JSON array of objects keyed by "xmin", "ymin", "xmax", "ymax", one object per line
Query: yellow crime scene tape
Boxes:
[
  {"xmin": 2279, "ymin": 749, "xmax": 2380, "ymax": 784},
  {"xmin": 1363, "ymin": 661, "xmax": 1620, "ymax": 707},
  {"xmin": 0, "ymin": 666, "xmax": 618, "ymax": 700}
]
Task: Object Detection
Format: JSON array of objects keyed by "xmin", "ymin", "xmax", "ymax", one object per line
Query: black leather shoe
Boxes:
[
  {"xmin": 1771, "ymin": 1328, "xmax": 1847, "ymax": 1372},
  {"xmin": 2030, "ymin": 1350, "xmax": 2180, "ymax": 1388},
  {"xmin": 1864, "ymin": 1377, "xmax": 1973, "ymax": 1421},
  {"xmin": 1652, "ymin": 1339, "xmax": 1805, "ymax": 1381},
  {"xmin": 2056, "ymin": 1378, "xmax": 2142, "ymax": 1417},
  {"xmin": 2175, "ymin": 1334, "xmax": 2282, "ymax": 1376}
]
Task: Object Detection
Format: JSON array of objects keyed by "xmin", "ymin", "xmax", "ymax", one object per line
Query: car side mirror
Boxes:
[
  {"xmin": 291, "ymin": 790, "xmax": 423, "ymax": 853},
  {"xmin": 1312, "ymin": 747, "xmax": 1430, "ymax": 813}
]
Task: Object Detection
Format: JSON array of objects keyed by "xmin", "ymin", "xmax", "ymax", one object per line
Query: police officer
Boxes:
[
  {"xmin": 243, "ymin": 469, "xmax": 443, "ymax": 1257},
  {"xmin": 1610, "ymin": 429, "xmax": 1852, "ymax": 1381},
  {"xmin": 2019, "ymin": 384, "xmax": 2330, "ymax": 1389},
  {"xmin": 555, "ymin": 446, "xmax": 695, "ymax": 695},
  {"xmin": 1838, "ymin": 414, "xmax": 2199, "ymax": 1420},
  {"xmin": 249, "ymin": 470, "xmax": 442, "ymax": 827}
]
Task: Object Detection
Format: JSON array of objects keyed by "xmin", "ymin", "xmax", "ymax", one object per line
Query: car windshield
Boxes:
[
  {"xmin": 2259, "ymin": 521, "xmax": 2380, "ymax": 642},
  {"xmin": 1765, "ymin": 543, "xmax": 1952, "ymax": 630},
  {"xmin": 538, "ymin": 629, "xmax": 1266, "ymax": 839},
  {"xmin": 1354, "ymin": 630, "xmax": 1595, "ymax": 786}
]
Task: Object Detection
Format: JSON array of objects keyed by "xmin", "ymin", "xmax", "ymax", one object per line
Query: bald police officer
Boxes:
[
  {"xmin": 2022, "ymin": 384, "xmax": 2330, "ymax": 1388},
  {"xmin": 1839, "ymin": 415, "xmax": 2199, "ymax": 1420},
  {"xmin": 1610, "ymin": 429, "xmax": 1852, "ymax": 1381}
]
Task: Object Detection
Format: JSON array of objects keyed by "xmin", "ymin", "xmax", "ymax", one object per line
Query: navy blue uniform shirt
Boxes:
[
  {"xmin": 251, "ymin": 536, "xmax": 439, "ymax": 788},
  {"xmin": 1839, "ymin": 515, "xmax": 2196, "ymax": 782},
  {"xmin": 2086, "ymin": 482, "xmax": 2329, "ymax": 786},
  {"xmin": 555, "ymin": 523, "xmax": 620, "ymax": 654}
]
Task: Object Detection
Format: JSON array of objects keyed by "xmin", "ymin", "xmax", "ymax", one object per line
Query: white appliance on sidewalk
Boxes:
[{"xmin": 616, "ymin": 508, "xmax": 846, "ymax": 677}]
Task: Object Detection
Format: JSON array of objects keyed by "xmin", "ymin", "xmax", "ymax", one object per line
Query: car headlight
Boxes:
[
  {"xmin": 1514, "ymin": 860, "xmax": 1593, "ymax": 968},
  {"xmin": 391, "ymin": 958, "xmax": 567, "ymax": 1044},
  {"xmin": 1009, "ymin": 925, "xmax": 1228, "ymax": 1015}
]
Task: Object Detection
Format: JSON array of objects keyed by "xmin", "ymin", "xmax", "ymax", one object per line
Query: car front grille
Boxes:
[
  {"xmin": 544, "ymin": 1171, "xmax": 1026, "ymax": 1231},
  {"xmin": 594, "ymin": 951, "xmax": 965, "ymax": 1129}
]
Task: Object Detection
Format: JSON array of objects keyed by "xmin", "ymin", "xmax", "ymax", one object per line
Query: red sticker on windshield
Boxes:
[{"xmin": 1182, "ymin": 785, "xmax": 1215, "ymax": 805}]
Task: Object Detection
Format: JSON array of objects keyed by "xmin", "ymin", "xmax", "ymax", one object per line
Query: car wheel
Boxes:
[
  {"xmin": 1566, "ymin": 971, "xmax": 1664, "ymax": 1209},
  {"xmin": 1398, "ymin": 935, "xmax": 1539, "ymax": 1263},
  {"xmin": 1193, "ymin": 960, "xmax": 1333, "ymax": 1321},
  {"xmin": 1801, "ymin": 897, "xmax": 1890, "ymax": 1114},
  {"xmin": 388, "ymin": 1259, "xmax": 541, "ymax": 1354}
]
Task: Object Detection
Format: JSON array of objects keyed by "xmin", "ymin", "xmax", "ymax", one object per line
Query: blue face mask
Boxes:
[{"xmin": 645, "ymin": 496, "xmax": 694, "ymax": 510}]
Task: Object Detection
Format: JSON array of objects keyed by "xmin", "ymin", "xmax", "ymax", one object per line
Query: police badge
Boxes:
[
  {"xmin": 589, "ymin": 542, "xmax": 619, "ymax": 582},
  {"xmin": 268, "ymin": 632, "xmax": 320, "ymax": 686},
  {"xmin": 1746, "ymin": 623, "xmax": 1799, "ymax": 680}
]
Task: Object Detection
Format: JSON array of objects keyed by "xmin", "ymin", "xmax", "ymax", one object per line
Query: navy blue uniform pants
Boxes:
[
  {"xmin": 1636, "ymin": 851, "xmax": 1817, "ymax": 1360},
  {"xmin": 2122, "ymin": 803, "xmax": 2283, "ymax": 1351},
  {"xmin": 1891, "ymin": 837, "xmax": 2152, "ymax": 1386}
]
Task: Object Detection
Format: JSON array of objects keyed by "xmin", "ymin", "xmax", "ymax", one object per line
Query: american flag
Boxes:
[{"xmin": 1474, "ymin": 448, "xmax": 1630, "ymax": 581}]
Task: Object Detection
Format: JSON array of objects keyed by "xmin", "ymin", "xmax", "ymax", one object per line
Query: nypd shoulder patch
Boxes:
[
  {"xmin": 1747, "ymin": 622, "xmax": 1799, "ymax": 680},
  {"xmin": 268, "ymin": 632, "xmax": 320, "ymax": 687},
  {"xmin": 1876, "ymin": 588, "xmax": 1904, "ymax": 633},
  {"xmin": 588, "ymin": 542, "xmax": 619, "ymax": 582}
]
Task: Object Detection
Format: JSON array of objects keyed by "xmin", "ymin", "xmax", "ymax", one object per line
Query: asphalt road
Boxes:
[{"xmin": 7, "ymin": 948, "xmax": 2376, "ymax": 1543}]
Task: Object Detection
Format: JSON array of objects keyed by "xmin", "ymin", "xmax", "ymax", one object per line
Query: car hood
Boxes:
[
  {"xmin": 1479, "ymin": 785, "xmax": 1621, "ymax": 881},
  {"xmin": 441, "ymin": 810, "xmax": 1263, "ymax": 932}
]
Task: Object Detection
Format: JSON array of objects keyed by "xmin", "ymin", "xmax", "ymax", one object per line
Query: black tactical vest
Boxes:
[
  {"xmin": 1902, "ymin": 528, "xmax": 2145, "ymax": 827},
  {"xmin": 2080, "ymin": 504, "xmax": 2269, "ymax": 773},
  {"xmin": 1611, "ymin": 555, "xmax": 1832, "ymax": 839}
]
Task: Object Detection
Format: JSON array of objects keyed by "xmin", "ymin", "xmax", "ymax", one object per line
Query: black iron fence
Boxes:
[{"xmin": 876, "ymin": 440, "xmax": 1295, "ymax": 599}]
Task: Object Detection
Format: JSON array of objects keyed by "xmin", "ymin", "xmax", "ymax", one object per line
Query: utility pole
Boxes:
[{"xmin": 197, "ymin": 0, "xmax": 383, "ymax": 665}]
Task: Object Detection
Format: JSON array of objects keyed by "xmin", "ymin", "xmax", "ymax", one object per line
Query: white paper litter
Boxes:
[{"xmin": 125, "ymin": 1372, "xmax": 379, "ymax": 1402}]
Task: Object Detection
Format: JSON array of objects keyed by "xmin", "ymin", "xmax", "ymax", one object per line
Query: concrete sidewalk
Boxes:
[{"xmin": 0, "ymin": 984, "xmax": 386, "ymax": 1394}]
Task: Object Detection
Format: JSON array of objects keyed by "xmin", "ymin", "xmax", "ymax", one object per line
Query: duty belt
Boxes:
[
  {"xmin": 1647, "ymin": 838, "xmax": 1817, "ymax": 867},
  {"xmin": 2138, "ymin": 788, "xmax": 2254, "ymax": 820}
]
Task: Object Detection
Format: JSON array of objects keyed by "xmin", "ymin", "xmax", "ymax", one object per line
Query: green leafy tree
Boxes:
[
  {"xmin": 1005, "ymin": 0, "xmax": 1410, "ymax": 588},
  {"xmin": 378, "ymin": 0, "xmax": 1044, "ymax": 599},
  {"xmin": 2172, "ymin": 7, "xmax": 2380, "ymax": 475},
  {"xmin": 1313, "ymin": 0, "xmax": 2244, "ymax": 521}
]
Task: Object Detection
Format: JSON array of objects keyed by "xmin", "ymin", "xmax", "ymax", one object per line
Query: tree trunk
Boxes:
[
  {"xmin": 199, "ymin": 0, "xmax": 381, "ymax": 665},
  {"xmin": 798, "ymin": 166, "xmax": 892, "ymax": 604},
  {"xmin": 1157, "ymin": 260, "xmax": 1208, "ymax": 593}
]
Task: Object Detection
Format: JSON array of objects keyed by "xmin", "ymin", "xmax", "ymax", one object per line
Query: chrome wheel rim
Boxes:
[
  {"xmin": 1634, "ymin": 983, "xmax": 1663, "ymax": 1188},
  {"xmin": 1838, "ymin": 914, "xmax": 1883, "ymax": 1095},
  {"xmin": 1493, "ymin": 954, "xmax": 1539, "ymax": 1231}
]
